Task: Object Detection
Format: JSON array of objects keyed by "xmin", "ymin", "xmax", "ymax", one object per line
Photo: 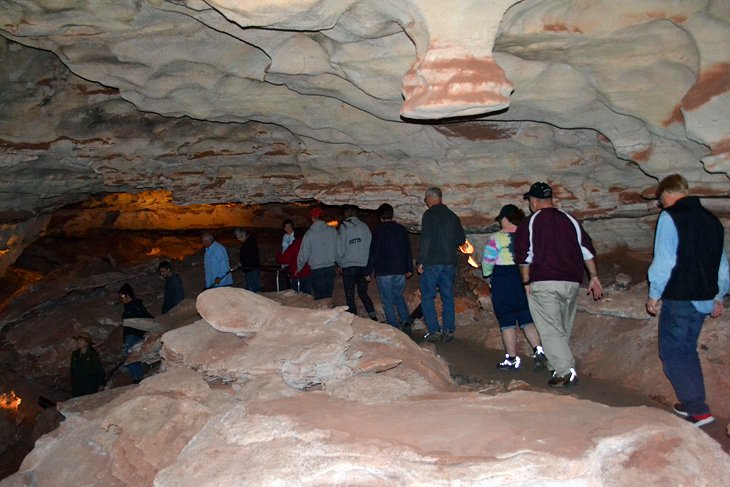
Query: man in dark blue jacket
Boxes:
[{"xmin": 367, "ymin": 203, "xmax": 413, "ymax": 332}]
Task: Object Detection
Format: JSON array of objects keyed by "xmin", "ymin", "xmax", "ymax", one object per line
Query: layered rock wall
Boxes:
[{"xmin": 1, "ymin": 1, "xmax": 729, "ymax": 274}]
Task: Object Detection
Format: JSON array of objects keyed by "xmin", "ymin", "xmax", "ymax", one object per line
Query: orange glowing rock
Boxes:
[
  {"xmin": 459, "ymin": 240, "xmax": 475, "ymax": 255},
  {"xmin": 146, "ymin": 247, "xmax": 162, "ymax": 256},
  {"xmin": 0, "ymin": 391, "xmax": 21, "ymax": 411}
]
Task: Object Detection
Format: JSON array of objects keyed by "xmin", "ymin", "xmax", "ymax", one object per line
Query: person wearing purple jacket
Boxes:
[{"xmin": 514, "ymin": 182, "xmax": 603, "ymax": 387}]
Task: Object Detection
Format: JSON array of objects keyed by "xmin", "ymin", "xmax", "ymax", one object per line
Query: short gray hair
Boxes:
[{"xmin": 425, "ymin": 187, "xmax": 442, "ymax": 199}]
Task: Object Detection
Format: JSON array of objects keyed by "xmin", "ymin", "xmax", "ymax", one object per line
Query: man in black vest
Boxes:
[{"xmin": 647, "ymin": 174, "xmax": 729, "ymax": 428}]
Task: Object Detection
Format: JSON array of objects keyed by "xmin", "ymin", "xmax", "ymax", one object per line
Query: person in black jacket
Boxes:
[
  {"xmin": 70, "ymin": 331, "xmax": 105, "ymax": 397},
  {"xmin": 118, "ymin": 283, "xmax": 152, "ymax": 383},
  {"xmin": 366, "ymin": 203, "xmax": 413, "ymax": 332},
  {"xmin": 232, "ymin": 228, "xmax": 261, "ymax": 293},
  {"xmin": 158, "ymin": 261, "xmax": 185, "ymax": 314}
]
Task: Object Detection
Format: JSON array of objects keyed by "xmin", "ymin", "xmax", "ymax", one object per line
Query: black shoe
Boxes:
[
  {"xmin": 423, "ymin": 331, "xmax": 442, "ymax": 343},
  {"xmin": 368, "ymin": 312, "xmax": 378, "ymax": 321},
  {"xmin": 402, "ymin": 321, "xmax": 413, "ymax": 336},
  {"xmin": 532, "ymin": 346, "xmax": 548, "ymax": 371},
  {"xmin": 548, "ymin": 368, "xmax": 578, "ymax": 388},
  {"xmin": 442, "ymin": 331, "xmax": 455, "ymax": 343}
]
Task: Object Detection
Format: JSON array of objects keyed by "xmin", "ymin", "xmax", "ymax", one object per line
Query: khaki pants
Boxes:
[{"xmin": 527, "ymin": 281, "xmax": 580, "ymax": 376}]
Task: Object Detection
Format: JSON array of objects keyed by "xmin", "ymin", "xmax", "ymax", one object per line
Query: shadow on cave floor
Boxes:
[{"xmin": 429, "ymin": 334, "xmax": 730, "ymax": 453}]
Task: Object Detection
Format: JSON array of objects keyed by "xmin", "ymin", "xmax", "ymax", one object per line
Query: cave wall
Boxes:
[{"xmin": 1, "ymin": 0, "xmax": 729, "ymax": 274}]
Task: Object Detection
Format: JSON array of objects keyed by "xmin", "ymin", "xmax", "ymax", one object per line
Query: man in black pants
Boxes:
[{"xmin": 337, "ymin": 205, "xmax": 377, "ymax": 319}]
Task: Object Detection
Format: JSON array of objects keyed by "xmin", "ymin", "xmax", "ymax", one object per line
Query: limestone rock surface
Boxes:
[{"xmin": 3, "ymin": 290, "xmax": 730, "ymax": 487}]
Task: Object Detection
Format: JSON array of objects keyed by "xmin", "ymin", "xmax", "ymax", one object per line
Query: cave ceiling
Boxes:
[{"xmin": 1, "ymin": 0, "xmax": 729, "ymax": 274}]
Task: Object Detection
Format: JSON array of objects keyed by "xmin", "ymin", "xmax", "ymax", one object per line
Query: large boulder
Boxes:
[{"xmin": 3, "ymin": 288, "xmax": 729, "ymax": 486}]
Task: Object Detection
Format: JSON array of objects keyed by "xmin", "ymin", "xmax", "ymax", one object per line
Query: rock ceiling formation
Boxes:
[{"xmin": 1, "ymin": 0, "xmax": 730, "ymax": 273}]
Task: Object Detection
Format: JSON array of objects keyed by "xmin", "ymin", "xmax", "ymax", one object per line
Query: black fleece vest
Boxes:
[{"xmin": 662, "ymin": 196, "xmax": 724, "ymax": 300}]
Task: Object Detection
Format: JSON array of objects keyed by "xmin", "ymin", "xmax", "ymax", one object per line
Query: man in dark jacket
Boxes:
[
  {"xmin": 233, "ymin": 228, "xmax": 261, "ymax": 293},
  {"xmin": 118, "ymin": 283, "xmax": 152, "ymax": 383},
  {"xmin": 647, "ymin": 174, "xmax": 728, "ymax": 428},
  {"xmin": 367, "ymin": 203, "xmax": 413, "ymax": 332},
  {"xmin": 417, "ymin": 187, "xmax": 466, "ymax": 343},
  {"xmin": 70, "ymin": 331, "xmax": 105, "ymax": 397},
  {"xmin": 158, "ymin": 261, "xmax": 185, "ymax": 314}
]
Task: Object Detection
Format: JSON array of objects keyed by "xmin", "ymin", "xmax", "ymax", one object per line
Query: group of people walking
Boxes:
[
  {"xmin": 482, "ymin": 175, "xmax": 727, "ymax": 429},
  {"xmin": 481, "ymin": 181, "xmax": 602, "ymax": 388},
  {"xmin": 72, "ymin": 175, "xmax": 727, "ymax": 430}
]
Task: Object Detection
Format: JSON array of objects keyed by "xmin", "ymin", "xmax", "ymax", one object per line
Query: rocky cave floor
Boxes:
[{"xmin": 1, "ymin": 231, "xmax": 728, "ymax": 480}]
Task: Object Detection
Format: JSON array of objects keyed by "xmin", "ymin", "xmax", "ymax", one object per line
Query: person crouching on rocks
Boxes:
[
  {"xmin": 70, "ymin": 331, "xmax": 105, "ymax": 397},
  {"xmin": 118, "ymin": 283, "xmax": 152, "ymax": 384}
]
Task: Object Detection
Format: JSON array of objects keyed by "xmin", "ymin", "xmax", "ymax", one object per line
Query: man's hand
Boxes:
[
  {"xmin": 710, "ymin": 300, "xmax": 724, "ymax": 318},
  {"xmin": 364, "ymin": 275, "xmax": 371, "ymax": 283},
  {"xmin": 417, "ymin": 264, "xmax": 424, "ymax": 275},
  {"xmin": 587, "ymin": 277, "xmax": 603, "ymax": 300},
  {"xmin": 646, "ymin": 298, "xmax": 659, "ymax": 316},
  {"xmin": 405, "ymin": 272, "xmax": 413, "ymax": 279},
  {"xmin": 214, "ymin": 277, "xmax": 221, "ymax": 285}
]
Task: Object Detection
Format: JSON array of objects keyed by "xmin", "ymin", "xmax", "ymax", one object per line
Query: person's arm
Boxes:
[
  {"xmin": 646, "ymin": 213, "xmax": 678, "ymax": 315},
  {"xmin": 711, "ymin": 250, "xmax": 729, "ymax": 318},
  {"xmin": 336, "ymin": 226, "xmax": 346, "ymax": 267},
  {"xmin": 297, "ymin": 234, "xmax": 310, "ymax": 273},
  {"xmin": 514, "ymin": 220, "xmax": 531, "ymax": 291},
  {"xmin": 365, "ymin": 233, "xmax": 377, "ymax": 276},
  {"xmin": 482, "ymin": 236, "xmax": 499, "ymax": 278},
  {"xmin": 404, "ymin": 226, "xmax": 414, "ymax": 276},
  {"xmin": 417, "ymin": 213, "xmax": 431, "ymax": 272},
  {"xmin": 204, "ymin": 250, "xmax": 215, "ymax": 288},
  {"xmin": 585, "ymin": 258, "xmax": 603, "ymax": 300},
  {"xmin": 455, "ymin": 215, "xmax": 466, "ymax": 247}
]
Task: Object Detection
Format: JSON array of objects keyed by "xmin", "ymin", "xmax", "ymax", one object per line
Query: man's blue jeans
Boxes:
[
  {"xmin": 123, "ymin": 335, "xmax": 144, "ymax": 383},
  {"xmin": 376, "ymin": 274, "xmax": 410, "ymax": 328},
  {"xmin": 658, "ymin": 299, "xmax": 709, "ymax": 415},
  {"xmin": 419, "ymin": 265, "xmax": 456, "ymax": 333}
]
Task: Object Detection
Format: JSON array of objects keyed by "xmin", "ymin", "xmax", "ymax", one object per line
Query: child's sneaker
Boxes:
[{"xmin": 496, "ymin": 355, "xmax": 521, "ymax": 370}]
